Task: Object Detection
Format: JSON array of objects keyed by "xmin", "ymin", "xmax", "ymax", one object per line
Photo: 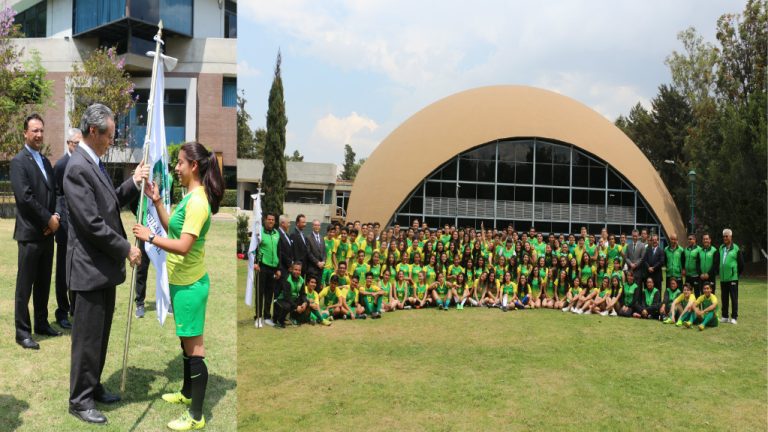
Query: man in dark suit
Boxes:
[
  {"xmin": 64, "ymin": 104, "xmax": 147, "ymax": 424},
  {"xmin": 644, "ymin": 234, "xmax": 665, "ymax": 290},
  {"xmin": 52, "ymin": 128, "xmax": 82, "ymax": 329},
  {"xmin": 290, "ymin": 213, "xmax": 309, "ymax": 275},
  {"xmin": 624, "ymin": 229, "xmax": 646, "ymax": 283},
  {"xmin": 306, "ymin": 219, "xmax": 326, "ymax": 285},
  {"xmin": 270, "ymin": 214, "xmax": 294, "ymax": 328},
  {"xmin": 10, "ymin": 113, "xmax": 63, "ymax": 350}
]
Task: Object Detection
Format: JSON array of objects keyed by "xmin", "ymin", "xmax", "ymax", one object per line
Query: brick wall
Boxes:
[
  {"xmin": 41, "ymin": 72, "xmax": 69, "ymax": 165},
  {"xmin": 196, "ymin": 73, "xmax": 236, "ymax": 166}
]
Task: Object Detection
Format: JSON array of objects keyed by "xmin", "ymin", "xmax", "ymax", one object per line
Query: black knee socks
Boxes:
[
  {"xmin": 181, "ymin": 354, "xmax": 191, "ymax": 399},
  {"xmin": 188, "ymin": 356, "xmax": 208, "ymax": 421}
]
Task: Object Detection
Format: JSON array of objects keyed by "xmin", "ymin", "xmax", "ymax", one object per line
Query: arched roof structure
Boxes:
[{"xmin": 347, "ymin": 85, "xmax": 684, "ymax": 237}]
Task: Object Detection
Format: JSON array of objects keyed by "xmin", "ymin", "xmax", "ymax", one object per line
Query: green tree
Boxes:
[
  {"xmin": 236, "ymin": 90, "xmax": 257, "ymax": 159},
  {"xmin": 67, "ymin": 46, "xmax": 136, "ymax": 165},
  {"xmin": 285, "ymin": 150, "xmax": 304, "ymax": 161},
  {"xmin": 254, "ymin": 128, "xmax": 266, "ymax": 159},
  {"xmin": 340, "ymin": 144, "xmax": 356, "ymax": 180},
  {"xmin": 0, "ymin": 7, "xmax": 52, "ymax": 157},
  {"xmin": 261, "ymin": 51, "xmax": 287, "ymax": 215}
]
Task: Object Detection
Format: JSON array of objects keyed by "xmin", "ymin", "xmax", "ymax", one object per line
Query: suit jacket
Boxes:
[
  {"xmin": 307, "ymin": 231, "xmax": 326, "ymax": 272},
  {"xmin": 54, "ymin": 153, "xmax": 70, "ymax": 242},
  {"xmin": 290, "ymin": 227, "xmax": 309, "ymax": 268},
  {"xmin": 63, "ymin": 146, "xmax": 139, "ymax": 292},
  {"xmin": 10, "ymin": 146, "xmax": 56, "ymax": 242},
  {"xmin": 277, "ymin": 228, "xmax": 294, "ymax": 275},
  {"xmin": 644, "ymin": 244, "xmax": 665, "ymax": 273},
  {"xmin": 625, "ymin": 240, "xmax": 646, "ymax": 274}
]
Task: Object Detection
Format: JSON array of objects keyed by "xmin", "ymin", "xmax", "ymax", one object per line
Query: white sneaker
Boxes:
[
  {"xmin": 264, "ymin": 318, "xmax": 275, "ymax": 327},
  {"xmin": 610, "ymin": 310, "xmax": 618, "ymax": 316},
  {"xmin": 254, "ymin": 318, "xmax": 261, "ymax": 328},
  {"xmin": 561, "ymin": 306, "xmax": 569, "ymax": 312},
  {"xmin": 571, "ymin": 307, "xmax": 578, "ymax": 313},
  {"xmin": 719, "ymin": 317, "xmax": 729, "ymax": 323},
  {"xmin": 730, "ymin": 318, "xmax": 737, "ymax": 325},
  {"xmin": 404, "ymin": 305, "xmax": 412, "ymax": 310},
  {"xmin": 584, "ymin": 310, "xmax": 592, "ymax": 315},
  {"xmin": 600, "ymin": 310, "xmax": 609, "ymax": 316}
]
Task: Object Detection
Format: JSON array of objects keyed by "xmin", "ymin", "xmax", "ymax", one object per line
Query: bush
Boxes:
[
  {"xmin": 222, "ymin": 189, "xmax": 237, "ymax": 207},
  {"xmin": 236, "ymin": 212, "xmax": 249, "ymax": 253}
]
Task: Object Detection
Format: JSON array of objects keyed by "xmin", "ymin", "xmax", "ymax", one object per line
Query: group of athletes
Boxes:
[{"xmin": 259, "ymin": 218, "xmax": 743, "ymax": 332}]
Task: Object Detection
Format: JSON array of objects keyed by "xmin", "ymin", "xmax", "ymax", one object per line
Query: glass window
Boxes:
[
  {"xmin": 458, "ymin": 158, "xmax": 478, "ymax": 182},
  {"xmin": 551, "ymin": 222, "xmax": 570, "ymax": 235},
  {"xmin": 516, "ymin": 163, "xmax": 533, "ymax": 184},
  {"xmin": 552, "ymin": 188, "xmax": 569, "ymax": 204},
  {"xmin": 516, "ymin": 186, "xmax": 533, "ymax": 202},
  {"xmin": 425, "ymin": 181, "xmax": 455, "ymax": 199},
  {"xmin": 222, "ymin": 77, "xmax": 237, "ymax": 107},
  {"xmin": 497, "ymin": 160, "xmax": 514, "ymax": 184},
  {"xmin": 552, "ymin": 164, "xmax": 570, "ymax": 186},
  {"xmin": 498, "ymin": 140, "xmax": 533, "ymax": 162},
  {"xmin": 74, "ymin": 0, "xmax": 127, "ymax": 34},
  {"xmin": 429, "ymin": 158, "xmax": 457, "ymax": 181},
  {"xmin": 571, "ymin": 165, "xmax": 588, "ymax": 188},
  {"xmin": 224, "ymin": 0, "xmax": 237, "ymax": 38},
  {"xmin": 589, "ymin": 166, "xmax": 606, "ymax": 188},
  {"xmin": 129, "ymin": 88, "xmax": 186, "ymax": 147},
  {"xmin": 535, "ymin": 163, "xmax": 552, "ymax": 185},
  {"xmin": 16, "ymin": 1, "xmax": 47, "ymax": 38}
]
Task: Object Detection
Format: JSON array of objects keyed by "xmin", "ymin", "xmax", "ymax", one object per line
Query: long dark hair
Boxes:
[{"xmin": 181, "ymin": 142, "xmax": 224, "ymax": 214}]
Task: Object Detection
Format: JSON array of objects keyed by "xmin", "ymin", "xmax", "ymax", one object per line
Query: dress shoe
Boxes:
[
  {"xmin": 135, "ymin": 305, "xmax": 145, "ymax": 318},
  {"xmin": 69, "ymin": 407, "xmax": 107, "ymax": 424},
  {"xmin": 34, "ymin": 325, "xmax": 62, "ymax": 337},
  {"xmin": 57, "ymin": 318, "xmax": 72, "ymax": 329},
  {"xmin": 16, "ymin": 337, "xmax": 40, "ymax": 350},
  {"xmin": 95, "ymin": 390, "xmax": 121, "ymax": 404}
]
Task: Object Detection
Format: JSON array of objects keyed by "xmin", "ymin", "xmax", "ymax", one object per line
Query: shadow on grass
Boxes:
[
  {"xmin": 101, "ymin": 353, "xmax": 236, "ymax": 431},
  {"xmin": 0, "ymin": 394, "xmax": 29, "ymax": 431}
]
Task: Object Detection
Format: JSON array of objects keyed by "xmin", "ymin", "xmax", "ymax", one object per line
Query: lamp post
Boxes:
[{"xmin": 688, "ymin": 169, "xmax": 696, "ymax": 234}]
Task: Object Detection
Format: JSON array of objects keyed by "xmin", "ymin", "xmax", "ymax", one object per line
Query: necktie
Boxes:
[
  {"xmin": 99, "ymin": 160, "xmax": 113, "ymax": 186},
  {"xmin": 32, "ymin": 152, "xmax": 47, "ymax": 181}
]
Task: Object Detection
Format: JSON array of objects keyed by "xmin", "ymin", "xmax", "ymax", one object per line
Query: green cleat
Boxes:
[
  {"xmin": 684, "ymin": 321, "xmax": 692, "ymax": 328},
  {"xmin": 663, "ymin": 318, "xmax": 673, "ymax": 324},
  {"xmin": 698, "ymin": 324, "xmax": 705, "ymax": 331},
  {"xmin": 457, "ymin": 304, "xmax": 463, "ymax": 310},
  {"xmin": 167, "ymin": 411, "xmax": 205, "ymax": 430},
  {"xmin": 162, "ymin": 391, "xmax": 191, "ymax": 406},
  {"xmin": 675, "ymin": 320, "xmax": 683, "ymax": 327},
  {"xmin": 320, "ymin": 319, "xmax": 332, "ymax": 326}
]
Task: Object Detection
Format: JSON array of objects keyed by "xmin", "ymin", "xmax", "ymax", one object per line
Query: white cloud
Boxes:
[
  {"xmin": 313, "ymin": 112, "xmax": 379, "ymax": 145},
  {"xmin": 237, "ymin": 60, "xmax": 261, "ymax": 78}
]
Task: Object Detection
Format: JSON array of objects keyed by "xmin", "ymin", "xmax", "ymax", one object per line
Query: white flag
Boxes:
[
  {"xmin": 141, "ymin": 45, "xmax": 173, "ymax": 325},
  {"xmin": 245, "ymin": 192, "xmax": 262, "ymax": 306}
]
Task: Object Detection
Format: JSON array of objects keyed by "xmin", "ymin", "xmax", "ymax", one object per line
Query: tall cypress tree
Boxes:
[{"xmin": 262, "ymin": 51, "xmax": 287, "ymax": 216}]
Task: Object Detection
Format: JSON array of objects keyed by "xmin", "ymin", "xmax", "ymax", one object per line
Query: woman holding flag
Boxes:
[{"xmin": 133, "ymin": 141, "xmax": 224, "ymax": 431}]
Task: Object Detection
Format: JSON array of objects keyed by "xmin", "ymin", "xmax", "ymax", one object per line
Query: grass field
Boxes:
[
  {"xmin": 0, "ymin": 212, "xmax": 236, "ymax": 432},
  {"xmin": 237, "ymin": 259, "xmax": 767, "ymax": 431}
]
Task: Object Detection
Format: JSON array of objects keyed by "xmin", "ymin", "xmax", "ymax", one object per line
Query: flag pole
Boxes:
[
  {"xmin": 254, "ymin": 188, "xmax": 263, "ymax": 328},
  {"xmin": 121, "ymin": 20, "xmax": 164, "ymax": 393}
]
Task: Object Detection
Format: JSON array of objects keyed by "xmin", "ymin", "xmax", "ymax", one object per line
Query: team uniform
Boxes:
[{"xmin": 167, "ymin": 187, "xmax": 212, "ymax": 337}]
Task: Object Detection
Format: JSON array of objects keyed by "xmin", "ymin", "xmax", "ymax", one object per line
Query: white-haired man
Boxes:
[{"xmin": 718, "ymin": 228, "xmax": 743, "ymax": 325}]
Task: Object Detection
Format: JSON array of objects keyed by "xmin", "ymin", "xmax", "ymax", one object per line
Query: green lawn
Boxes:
[
  {"xmin": 0, "ymin": 212, "xmax": 236, "ymax": 431},
  {"xmin": 237, "ymin": 259, "xmax": 767, "ymax": 431}
]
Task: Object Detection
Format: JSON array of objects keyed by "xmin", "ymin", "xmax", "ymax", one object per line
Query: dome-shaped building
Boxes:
[{"xmin": 346, "ymin": 85, "xmax": 684, "ymax": 237}]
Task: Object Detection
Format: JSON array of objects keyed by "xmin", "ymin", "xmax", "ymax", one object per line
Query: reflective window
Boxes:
[
  {"xmin": 16, "ymin": 1, "xmax": 47, "ymax": 38},
  {"xmin": 392, "ymin": 138, "xmax": 663, "ymax": 235},
  {"xmin": 74, "ymin": 0, "xmax": 126, "ymax": 34},
  {"xmin": 225, "ymin": 0, "xmax": 237, "ymax": 38}
]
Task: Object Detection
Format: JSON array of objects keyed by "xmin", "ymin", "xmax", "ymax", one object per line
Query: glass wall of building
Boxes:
[{"xmin": 392, "ymin": 138, "xmax": 663, "ymax": 236}]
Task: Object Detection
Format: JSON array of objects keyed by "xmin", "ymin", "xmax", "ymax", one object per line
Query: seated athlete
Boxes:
[
  {"xmin": 320, "ymin": 275, "xmax": 347, "ymax": 319},
  {"xmin": 617, "ymin": 272, "xmax": 639, "ymax": 317},
  {"xmin": 514, "ymin": 274, "xmax": 533, "ymax": 310},
  {"xmin": 553, "ymin": 269, "xmax": 570, "ymax": 310},
  {"xmin": 584, "ymin": 276, "xmax": 611, "ymax": 315},
  {"xmin": 389, "ymin": 269, "xmax": 409, "ymax": 311},
  {"xmin": 500, "ymin": 271, "xmax": 516, "ymax": 312},
  {"xmin": 430, "ymin": 272, "xmax": 452, "ymax": 310},
  {"xmin": 274, "ymin": 261, "xmax": 306, "ymax": 328},
  {"xmin": 410, "ymin": 271, "xmax": 430, "ymax": 309},
  {"xmin": 451, "ymin": 273, "xmax": 469, "ymax": 310},
  {"xmin": 359, "ymin": 272, "xmax": 387, "ymax": 318},
  {"xmin": 341, "ymin": 275, "xmax": 367, "ymax": 319},
  {"xmin": 633, "ymin": 277, "xmax": 661, "ymax": 319},
  {"xmin": 570, "ymin": 277, "xmax": 598, "ymax": 314},
  {"xmin": 459, "ymin": 271, "xmax": 483, "ymax": 309},
  {"xmin": 688, "ymin": 281, "xmax": 720, "ymax": 331},
  {"xmin": 664, "ymin": 282, "xmax": 696, "ymax": 325},
  {"xmin": 302, "ymin": 275, "xmax": 332, "ymax": 326},
  {"xmin": 660, "ymin": 277, "xmax": 682, "ymax": 322}
]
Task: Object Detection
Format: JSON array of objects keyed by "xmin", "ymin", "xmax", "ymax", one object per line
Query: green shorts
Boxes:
[{"xmin": 170, "ymin": 273, "xmax": 210, "ymax": 337}]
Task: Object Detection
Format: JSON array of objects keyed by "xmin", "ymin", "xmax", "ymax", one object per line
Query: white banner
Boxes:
[{"xmin": 245, "ymin": 192, "xmax": 262, "ymax": 306}]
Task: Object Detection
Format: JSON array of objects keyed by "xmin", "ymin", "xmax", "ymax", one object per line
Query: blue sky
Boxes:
[{"xmin": 238, "ymin": 0, "xmax": 737, "ymax": 166}]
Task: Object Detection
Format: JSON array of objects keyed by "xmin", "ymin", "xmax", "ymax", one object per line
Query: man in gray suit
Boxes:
[
  {"xmin": 306, "ymin": 219, "xmax": 326, "ymax": 285},
  {"xmin": 624, "ymin": 229, "xmax": 646, "ymax": 282},
  {"xmin": 64, "ymin": 104, "xmax": 148, "ymax": 424}
]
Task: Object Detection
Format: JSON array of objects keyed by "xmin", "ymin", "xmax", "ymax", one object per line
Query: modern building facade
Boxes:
[
  {"xmin": 9, "ymin": 0, "xmax": 237, "ymax": 180},
  {"xmin": 347, "ymin": 86, "xmax": 685, "ymax": 238},
  {"xmin": 237, "ymin": 158, "xmax": 351, "ymax": 225}
]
